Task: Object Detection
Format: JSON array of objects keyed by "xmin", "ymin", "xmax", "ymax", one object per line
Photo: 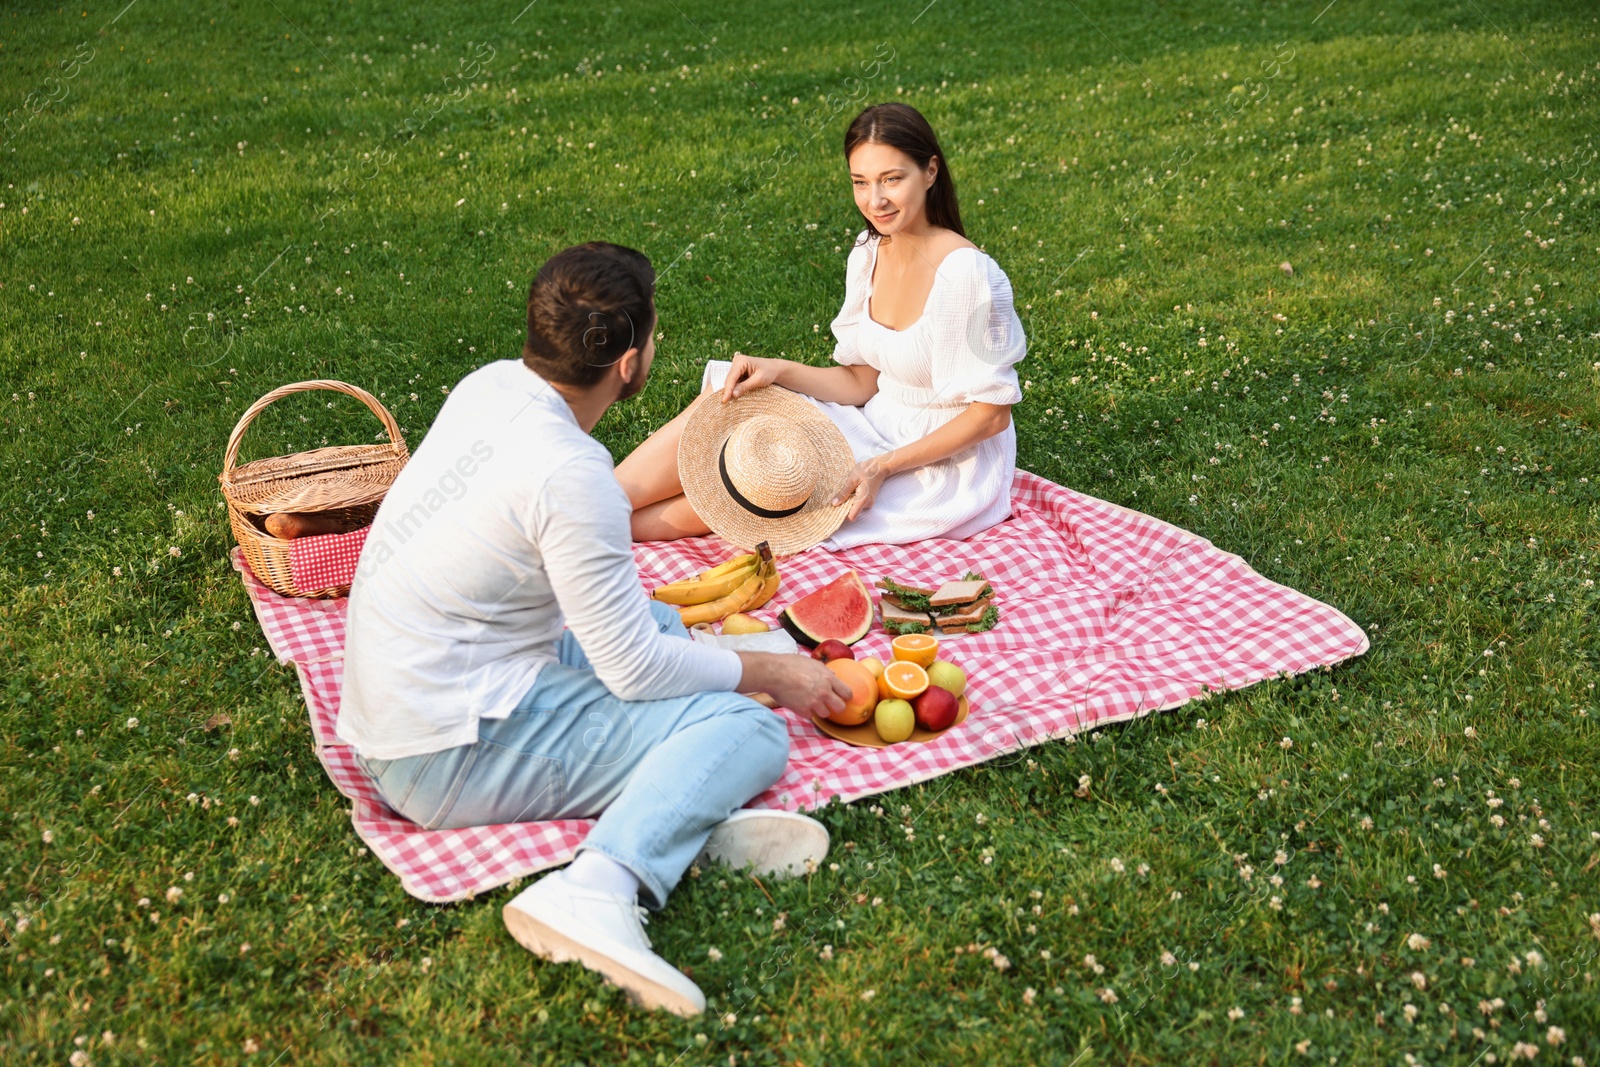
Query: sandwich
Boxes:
[{"xmin": 875, "ymin": 571, "xmax": 999, "ymax": 635}]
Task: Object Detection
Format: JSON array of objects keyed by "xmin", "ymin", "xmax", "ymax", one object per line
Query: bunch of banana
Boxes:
[{"xmin": 652, "ymin": 542, "xmax": 780, "ymax": 626}]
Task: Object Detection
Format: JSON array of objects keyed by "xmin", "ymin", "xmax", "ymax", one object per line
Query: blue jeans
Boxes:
[{"xmin": 354, "ymin": 601, "xmax": 790, "ymax": 910}]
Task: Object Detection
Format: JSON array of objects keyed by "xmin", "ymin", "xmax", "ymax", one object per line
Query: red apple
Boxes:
[
  {"xmin": 811, "ymin": 638, "xmax": 855, "ymax": 663},
  {"xmin": 913, "ymin": 685, "xmax": 959, "ymax": 732}
]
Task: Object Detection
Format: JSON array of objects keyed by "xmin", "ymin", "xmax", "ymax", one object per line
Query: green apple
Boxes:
[
  {"xmin": 926, "ymin": 660, "xmax": 967, "ymax": 700},
  {"xmin": 873, "ymin": 698, "xmax": 915, "ymax": 743}
]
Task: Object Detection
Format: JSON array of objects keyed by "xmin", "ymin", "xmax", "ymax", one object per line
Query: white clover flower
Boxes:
[
  {"xmin": 1407, "ymin": 933, "xmax": 1431, "ymax": 951},
  {"xmin": 1227, "ymin": 1006, "xmax": 1244, "ymax": 1021},
  {"xmin": 706, "ymin": 946, "xmax": 722, "ymax": 962}
]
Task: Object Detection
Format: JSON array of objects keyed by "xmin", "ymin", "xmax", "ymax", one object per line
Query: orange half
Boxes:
[
  {"xmin": 890, "ymin": 633, "xmax": 939, "ymax": 668},
  {"xmin": 882, "ymin": 660, "xmax": 929, "ymax": 701}
]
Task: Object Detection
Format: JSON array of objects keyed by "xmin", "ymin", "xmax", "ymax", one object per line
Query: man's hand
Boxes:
[{"xmin": 736, "ymin": 651, "xmax": 852, "ymax": 719}]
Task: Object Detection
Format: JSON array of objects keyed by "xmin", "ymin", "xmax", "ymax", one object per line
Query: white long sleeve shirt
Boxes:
[{"xmin": 335, "ymin": 359, "xmax": 743, "ymax": 761}]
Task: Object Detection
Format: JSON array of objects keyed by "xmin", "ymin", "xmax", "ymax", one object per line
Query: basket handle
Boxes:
[{"xmin": 222, "ymin": 379, "xmax": 406, "ymax": 478}]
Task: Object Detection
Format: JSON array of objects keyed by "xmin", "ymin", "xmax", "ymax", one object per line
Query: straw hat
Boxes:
[{"xmin": 677, "ymin": 385, "xmax": 855, "ymax": 557}]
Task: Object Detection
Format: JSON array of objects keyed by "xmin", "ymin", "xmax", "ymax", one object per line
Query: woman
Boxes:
[{"xmin": 617, "ymin": 102, "xmax": 1027, "ymax": 550}]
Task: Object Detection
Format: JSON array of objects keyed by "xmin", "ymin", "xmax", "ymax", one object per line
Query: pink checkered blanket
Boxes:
[{"xmin": 233, "ymin": 471, "xmax": 1367, "ymax": 903}]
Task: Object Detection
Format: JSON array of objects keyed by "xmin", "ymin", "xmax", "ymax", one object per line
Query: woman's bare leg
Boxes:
[
  {"xmin": 631, "ymin": 495, "xmax": 712, "ymax": 542},
  {"xmin": 615, "ymin": 403, "xmax": 695, "ymax": 510},
  {"xmin": 616, "ymin": 404, "xmax": 714, "ymax": 541}
]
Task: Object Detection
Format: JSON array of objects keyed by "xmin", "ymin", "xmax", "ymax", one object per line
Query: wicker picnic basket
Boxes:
[{"xmin": 219, "ymin": 379, "xmax": 409, "ymax": 598}]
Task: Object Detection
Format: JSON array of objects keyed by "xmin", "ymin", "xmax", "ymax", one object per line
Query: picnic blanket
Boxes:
[{"xmin": 234, "ymin": 471, "xmax": 1368, "ymax": 903}]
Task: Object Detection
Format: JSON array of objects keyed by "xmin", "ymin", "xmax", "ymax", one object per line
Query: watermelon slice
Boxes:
[{"xmin": 781, "ymin": 570, "xmax": 873, "ymax": 646}]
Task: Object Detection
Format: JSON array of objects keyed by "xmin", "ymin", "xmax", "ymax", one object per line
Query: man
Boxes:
[{"xmin": 337, "ymin": 241, "xmax": 851, "ymax": 1016}]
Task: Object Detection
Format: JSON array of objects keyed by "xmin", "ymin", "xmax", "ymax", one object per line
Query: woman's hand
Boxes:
[
  {"xmin": 721, "ymin": 352, "xmax": 785, "ymax": 402},
  {"xmin": 831, "ymin": 454, "xmax": 893, "ymax": 522}
]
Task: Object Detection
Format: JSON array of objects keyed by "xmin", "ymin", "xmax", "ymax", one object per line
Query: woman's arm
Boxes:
[
  {"xmin": 721, "ymin": 353, "xmax": 880, "ymax": 408},
  {"xmin": 773, "ymin": 360, "xmax": 879, "ymax": 406},
  {"xmin": 831, "ymin": 402, "xmax": 1012, "ymax": 520}
]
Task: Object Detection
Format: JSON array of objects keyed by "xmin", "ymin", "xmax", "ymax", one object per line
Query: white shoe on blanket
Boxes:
[
  {"xmin": 502, "ymin": 870, "xmax": 705, "ymax": 1017},
  {"xmin": 695, "ymin": 809, "xmax": 830, "ymax": 880}
]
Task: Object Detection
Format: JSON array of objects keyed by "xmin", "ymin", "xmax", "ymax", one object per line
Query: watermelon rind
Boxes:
[{"xmin": 781, "ymin": 570, "xmax": 873, "ymax": 645}]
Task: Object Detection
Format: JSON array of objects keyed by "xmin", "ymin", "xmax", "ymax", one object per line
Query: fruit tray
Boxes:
[{"xmin": 809, "ymin": 697, "xmax": 971, "ymax": 749}]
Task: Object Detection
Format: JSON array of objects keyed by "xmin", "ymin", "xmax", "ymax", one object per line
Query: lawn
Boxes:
[{"xmin": 3, "ymin": 0, "xmax": 1598, "ymax": 1063}]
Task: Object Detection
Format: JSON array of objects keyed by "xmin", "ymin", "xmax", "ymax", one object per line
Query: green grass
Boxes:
[{"xmin": 3, "ymin": 0, "xmax": 1599, "ymax": 1062}]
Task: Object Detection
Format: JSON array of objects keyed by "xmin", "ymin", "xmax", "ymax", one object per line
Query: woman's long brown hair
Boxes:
[{"xmin": 843, "ymin": 102, "xmax": 965, "ymax": 244}]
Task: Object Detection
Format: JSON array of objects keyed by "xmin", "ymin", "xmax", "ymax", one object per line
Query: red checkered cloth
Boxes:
[
  {"xmin": 232, "ymin": 471, "xmax": 1367, "ymax": 903},
  {"xmin": 287, "ymin": 525, "xmax": 370, "ymax": 593}
]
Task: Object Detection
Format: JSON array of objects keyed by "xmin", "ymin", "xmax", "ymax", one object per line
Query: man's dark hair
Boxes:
[{"xmin": 522, "ymin": 242, "xmax": 655, "ymax": 387}]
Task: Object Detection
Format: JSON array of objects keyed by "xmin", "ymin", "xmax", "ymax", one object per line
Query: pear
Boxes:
[{"xmin": 721, "ymin": 613, "xmax": 771, "ymax": 636}]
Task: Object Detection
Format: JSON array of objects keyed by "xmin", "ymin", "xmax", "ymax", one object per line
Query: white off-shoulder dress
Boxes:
[{"xmin": 701, "ymin": 229, "xmax": 1027, "ymax": 550}]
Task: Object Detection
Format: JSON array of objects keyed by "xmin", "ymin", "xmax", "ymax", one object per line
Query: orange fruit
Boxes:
[
  {"xmin": 827, "ymin": 659, "xmax": 878, "ymax": 726},
  {"xmin": 890, "ymin": 632, "xmax": 939, "ymax": 668},
  {"xmin": 882, "ymin": 660, "xmax": 929, "ymax": 701}
]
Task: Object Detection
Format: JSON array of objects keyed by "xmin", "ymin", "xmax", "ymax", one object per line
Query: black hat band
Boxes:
[{"xmin": 718, "ymin": 439, "xmax": 809, "ymax": 519}]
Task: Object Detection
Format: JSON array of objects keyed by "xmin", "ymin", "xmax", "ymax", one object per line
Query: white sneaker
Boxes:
[
  {"xmin": 502, "ymin": 870, "xmax": 705, "ymax": 1017},
  {"xmin": 695, "ymin": 809, "xmax": 830, "ymax": 880}
]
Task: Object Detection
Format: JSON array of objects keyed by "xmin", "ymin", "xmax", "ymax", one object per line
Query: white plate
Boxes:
[{"xmin": 689, "ymin": 627, "xmax": 801, "ymax": 654}]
